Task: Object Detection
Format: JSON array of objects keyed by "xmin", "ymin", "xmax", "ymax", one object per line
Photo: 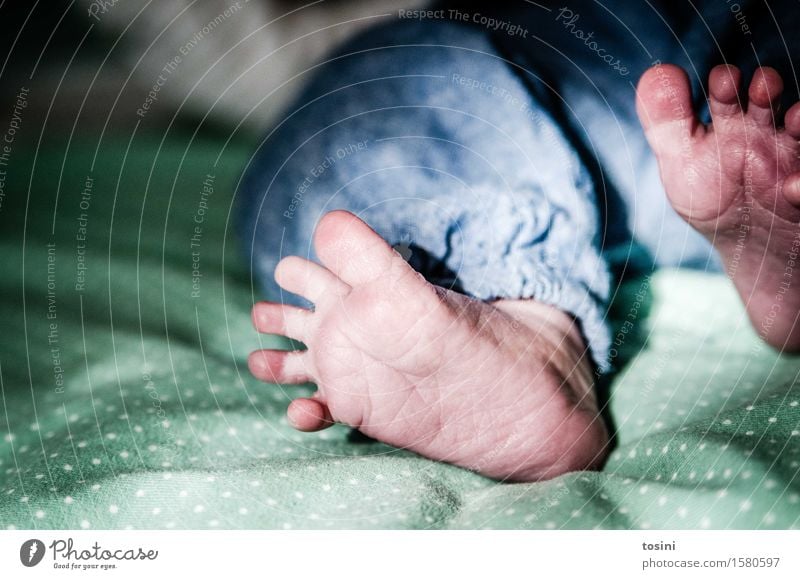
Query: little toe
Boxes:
[
  {"xmin": 287, "ymin": 398, "xmax": 334, "ymax": 432},
  {"xmin": 314, "ymin": 210, "xmax": 411, "ymax": 287},
  {"xmin": 248, "ymin": 349, "xmax": 313, "ymax": 384},
  {"xmin": 636, "ymin": 64, "xmax": 703, "ymax": 151},
  {"xmin": 708, "ymin": 64, "xmax": 743, "ymax": 119},
  {"xmin": 785, "ymin": 102, "xmax": 800, "ymax": 139},
  {"xmin": 782, "ymin": 172, "xmax": 800, "ymax": 206},
  {"xmin": 747, "ymin": 66, "xmax": 783, "ymax": 126},
  {"xmin": 252, "ymin": 302, "xmax": 312, "ymax": 342},
  {"xmin": 274, "ymin": 255, "xmax": 350, "ymax": 305}
]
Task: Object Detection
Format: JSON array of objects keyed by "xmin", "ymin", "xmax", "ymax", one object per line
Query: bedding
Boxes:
[{"xmin": 1, "ymin": 133, "xmax": 798, "ymax": 529}]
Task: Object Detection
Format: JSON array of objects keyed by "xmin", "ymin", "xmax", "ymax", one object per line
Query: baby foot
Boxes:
[
  {"xmin": 636, "ymin": 64, "xmax": 800, "ymax": 350},
  {"xmin": 248, "ymin": 211, "xmax": 609, "ymax": 481}
]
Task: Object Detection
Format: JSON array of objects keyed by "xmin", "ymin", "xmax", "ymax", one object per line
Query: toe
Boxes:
[
  {"xmin": 785, "ymin": 102, "xmax": 800, "ymax": 139},
  {"xmin": 747, "ymin": 66, "xmax": 783, "ymax": 126},
  {"xmin": 782, "ymin": 172, "xmax": 800, "ymax": 206},
  {"xmin": 636, "ymin": 63, "xmax": 702, "ymax": 150},
  {"xmin": 252, "ymin": 302, "xmax": 312, "ymax": 342},
  {"xmin": 287, "ymin": 398, "xmax": 334, "ymax": 432},
  {"xmin": 314, "ymin": 210, "xmax": 413, "ymax": 287},
  {"xmin": 274, "ymin": 255, "xmax": 349, "ymax": 305},
  {"xmin": 708, "ymin": 64, "xmax": 743, "ymax": 118},
  {"xmin": 248, "ymin": 349, "xmax": 313, "ymax": 384}
]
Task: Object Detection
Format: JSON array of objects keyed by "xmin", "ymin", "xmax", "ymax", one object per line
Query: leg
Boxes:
[
  {"xmin": 239, "ymin": 20, "xmax": 613, "ymax": 481},
  {"xmin": 636, "ymin": 63, "xmax": 800, "ymax": 350},
  {"xmin": 249, "ymin": 211, "xmax": 608, "ymax": 481}
]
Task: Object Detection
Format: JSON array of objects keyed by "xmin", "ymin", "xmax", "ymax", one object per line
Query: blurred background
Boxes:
[{"xmin": 0, "ymin": 0, "xmax": 424, "ymax": 136}]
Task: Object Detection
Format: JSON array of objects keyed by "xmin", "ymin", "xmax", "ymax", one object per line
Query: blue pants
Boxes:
[{"xmin": 238, "ymin": 1, "xmax": 800, "ymax": 371}]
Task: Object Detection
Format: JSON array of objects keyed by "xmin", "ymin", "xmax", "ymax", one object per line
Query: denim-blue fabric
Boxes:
[{"xmin": 238, "ymin": 0, "xmax": 799, "ymax": 372}]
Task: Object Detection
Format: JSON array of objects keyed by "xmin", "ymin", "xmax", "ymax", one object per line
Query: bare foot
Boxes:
[
  {"xmin": 248, "ymin": 211, "xmax": 609, "ymax": 482},
  {"xmin": 636, "ymin": 63, "xmax": 800, "ymax": 350}
]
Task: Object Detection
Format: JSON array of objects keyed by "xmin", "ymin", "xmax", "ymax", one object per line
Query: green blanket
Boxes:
[{"xmin": 1, "ymin": 133, "xmax": 799, "ymax": 530}]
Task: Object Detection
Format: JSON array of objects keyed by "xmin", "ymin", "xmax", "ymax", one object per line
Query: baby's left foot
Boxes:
[
  {"xmin": 636, "ymin": 64, "xmax": 800, "ymax": 350},
  {"xmin": 248, "ymin": 211, "xmax": 608, "ymax": 482}
]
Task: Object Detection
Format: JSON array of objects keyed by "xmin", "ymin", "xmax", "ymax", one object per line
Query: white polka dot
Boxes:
[
  {"xmin": 135, "ymin": 490, "xmax": 145, "ymax": 498},
  {"xmin": 64, "ymin": 496, "xmax": 73, "ymax": 505},
  {"xmin": 63, "ymin": 464, "xmax": 73, "ymax": 471},
  {"xmin": 109, "ymin": 505, "xmax": 119, "ymax": 514},
  {"xmin": 35, "ymin": 510, "xmax": 45, "ymax": 519},
  {"xmin": 80, "ymin": 520, "xmax": 90, "ymax": 529},
  {"xmin": 152, "ymin": 508, "xmax": 161, "ymax": 515},
  {"xmin": 239, "ymin": 507, "xmax": 248, "ymax": 515},
  {"xmin": 740, "ymin": 500, "xmax": 752, "ymax": 512},
  {"xmin": 768, "ymin": 417, "xmax": 777, "ymax": 423},
  {"xmin": 193, "ymin": 505, "xmax": 205, "ymax": 513}
]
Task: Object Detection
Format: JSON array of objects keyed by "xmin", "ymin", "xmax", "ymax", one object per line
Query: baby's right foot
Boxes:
[
  {"xmin": 637, "ymin": 64, "xmax": 800, "ymax": 350},
  {"xmin": 249, "ymin": 211, "xmax": 609, "ymax": 482}
]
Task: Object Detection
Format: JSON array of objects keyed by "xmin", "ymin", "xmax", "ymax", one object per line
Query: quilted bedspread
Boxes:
[{"xmin": 1, "ymin": 133, "xmax": 799, "ymax": 529}]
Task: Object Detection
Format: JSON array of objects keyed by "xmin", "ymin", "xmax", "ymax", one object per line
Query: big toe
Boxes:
[
  {"xmin": 636, "ymin": 64, "xmax": 697, "ymax": 128},
  {"xmin": 314, "ymin": 210, "xmax": 419, "ymax": 289}
]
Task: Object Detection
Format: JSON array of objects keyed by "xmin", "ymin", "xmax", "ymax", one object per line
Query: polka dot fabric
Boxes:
[{"xmin": 0, "ymin": 136, "xmax": 798, "ymax": 529}]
